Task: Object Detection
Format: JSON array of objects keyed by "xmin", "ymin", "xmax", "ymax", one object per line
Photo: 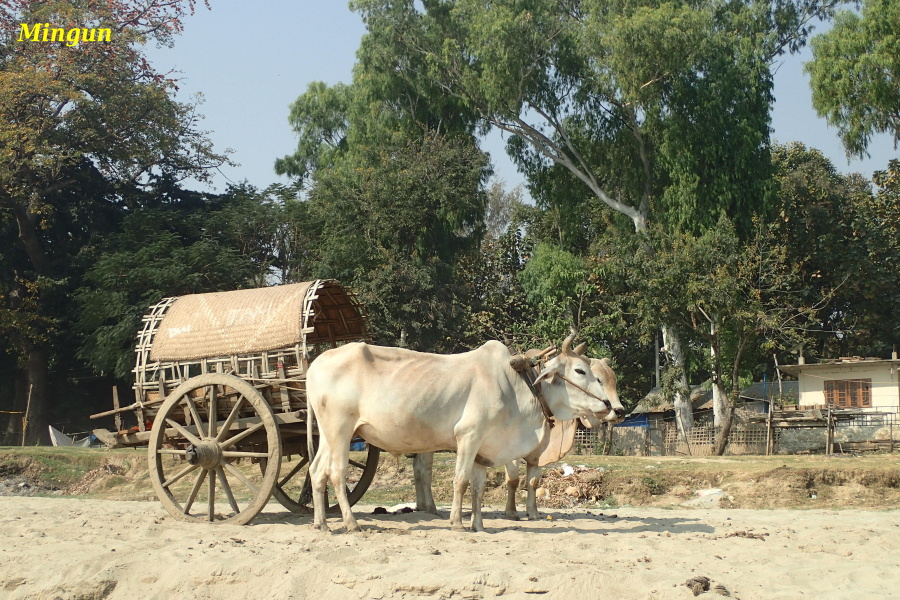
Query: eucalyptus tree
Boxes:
[
  {"xmin": 351, "ymin": 0, "xmax": 840, "ymax": 431},
  {"xmin": 806, "ymin": 0, "xmax": 900, "ymax": 158},
  {"xmin": 303, "ymin": 132, "xmax": 490, "ymax": 350}
]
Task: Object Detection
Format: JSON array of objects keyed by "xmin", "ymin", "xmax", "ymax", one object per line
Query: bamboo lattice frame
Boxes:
[{"xmin": 132, "ymin": 280, "xmax": 369, "ymax": 424}]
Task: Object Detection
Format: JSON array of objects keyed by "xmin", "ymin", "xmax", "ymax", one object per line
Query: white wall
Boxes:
[{"xmin": 798, "ymin": 363, "xmax": 900, "ymax": 412}]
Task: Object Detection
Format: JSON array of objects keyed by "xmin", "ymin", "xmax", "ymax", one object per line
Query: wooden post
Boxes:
[
  {"xmin": 20, "ymin": 384, "xmax": 33, "ymax": 447},
  {"xmin": 826, "ymin": 406, "xmax": 834, "ymax": 455},
  {"xmin": 766, "ymin": 406, "xmax": 774, "ymax": 456},
  {"xmin": 111, "ymin": 386, "xmax": 123, "ymax": 433}
]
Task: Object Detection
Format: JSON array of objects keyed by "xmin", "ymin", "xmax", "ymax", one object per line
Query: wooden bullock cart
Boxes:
[{"xmin": 90, "ymin": 280, "xmax": 380, "ymax": 524}]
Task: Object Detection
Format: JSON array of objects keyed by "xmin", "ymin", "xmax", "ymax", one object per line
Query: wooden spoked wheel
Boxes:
[
  {"xmin": 260, "ymin": 441, "xmax": 380, "ymax": 514},
  {"xmin": 148, "ymin": 373, "xmax": 281, "ymax": 525}
]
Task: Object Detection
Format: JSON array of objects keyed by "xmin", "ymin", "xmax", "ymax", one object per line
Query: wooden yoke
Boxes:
[{"xmin": 508, "ymin": 345, "xmax": 557, "ymax": 426}]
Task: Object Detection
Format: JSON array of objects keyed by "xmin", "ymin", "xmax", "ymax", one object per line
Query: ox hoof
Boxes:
[
  {"xmin": 343, "ymin": 522, "xmax": 362, "ymax": 533},
  {"xmin": 503, "ymin": 513, "xmax": 521, "ymax": 521},
  {"xmin": 312, "ymin": 523, "xmax": 330, "ymax": 533},
  {"xmin": 451, "ymin": 523, "xmax": 469, "ymax": 532}
]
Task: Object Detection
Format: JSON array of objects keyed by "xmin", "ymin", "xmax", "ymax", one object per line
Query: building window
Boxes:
[{"xmin": 824, "ymin": 379, "xmax": 872, "ymax": 408}]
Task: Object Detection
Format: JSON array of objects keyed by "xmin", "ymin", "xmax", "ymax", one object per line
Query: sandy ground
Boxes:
[{"xmin": 0, "ymin": 497, "xmax": 898, "ymax": 600}]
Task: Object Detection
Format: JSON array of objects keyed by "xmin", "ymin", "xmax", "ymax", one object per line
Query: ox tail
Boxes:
[{"xmin": 306, "ymin": 397, "xmax": 316, "ymax": 466}]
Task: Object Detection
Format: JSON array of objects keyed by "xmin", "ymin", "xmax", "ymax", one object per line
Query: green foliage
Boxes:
[
  {"xmin": 274, "ymin": 82, "xmax": 353, "ymax": 184},
  {"xmin": 771, "ymin": 143, "xmax": 899, "ymax": 357},
  {"xmin": 353, "ymin": 0, "xmax": 831, "ymax": 241},
  {"xmin": 589, "ymin": 214, "xmax": 820, "ymax": 404},
  {"xmin": 519, "ymin": 244, "xmax": 587, "ymax": 309},
  {"xmin": 76, "ymin": 189, "xmax": 262, "ymax": 379},
  {"xmin": 304, "ymin": 133, "xmax": 489, "ymax": 350},
  {"xmin": 455, "ymin": 228, "xmax": 531, "ymax": 347},
  {"xmin": 806, "ymin": 0, "xmax": 900, "ymax": 158},
  {"xmin": 0, "ymin": 0, "xmax": 227, "ymax": 441}
]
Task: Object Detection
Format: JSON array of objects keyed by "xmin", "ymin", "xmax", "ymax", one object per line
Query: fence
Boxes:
[{"xmin": 573, "ymin": 411, "xmax": 900, "ymax": 456}]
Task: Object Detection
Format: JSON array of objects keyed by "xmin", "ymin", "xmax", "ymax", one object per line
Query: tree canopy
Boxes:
[
  {"xmin": 806, "ymin": 0, "xmax": 900, "ymax": 158},
  {"xmin": 0, "ymin": 0, "xmax": 227, "ymax": 442},
  {"xmin": 2, "ymin": 0, "xmax": 898, "ymax": 448}
]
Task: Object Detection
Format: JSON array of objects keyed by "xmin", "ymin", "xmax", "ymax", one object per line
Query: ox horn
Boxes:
[
  {"xmin": 560, "ymin": 331, "xmax": 577, "ymax": 354},
  {"xmin": 573, "ymin": 342, "xmax": 587, "ymax": 355}
]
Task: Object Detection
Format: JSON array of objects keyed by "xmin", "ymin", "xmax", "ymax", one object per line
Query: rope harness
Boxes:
[
  {"xmin": 510, "ymin": 352, "xmax": 610, "ymax": 428},
  {"xmin": 553, "ymin": 372, "xmax": 611, "ymax": 408},
  {"xmin": 518, "ymin": 366, "xmax": 556, "ymax": 427}
]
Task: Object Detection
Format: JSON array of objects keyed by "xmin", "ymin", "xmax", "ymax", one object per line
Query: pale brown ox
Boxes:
[{"xmin": 306, "ymin": 334, "xmax": 614, "ymax": 532}]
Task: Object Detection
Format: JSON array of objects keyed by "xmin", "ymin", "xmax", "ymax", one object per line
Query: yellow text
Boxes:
[{"xmin": 18, "ymin": 23, "xmax": 111, "ymax": 47}]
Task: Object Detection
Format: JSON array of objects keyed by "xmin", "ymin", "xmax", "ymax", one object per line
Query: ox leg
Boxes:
[
  {"xmin": 309, "ymin": 442, "xmax": 330, "ymax": 532},
  {"xmin": 525, "ymin": 462, "xmax": 542, "ymax": 520},
  {"xmin": 449, "ymin": 471, "xmax": 470, "ymax": 531},
  {"xmin": 413, "ymin": 452, "xmax": 439, "ymax": 515},
  {"xmin": 503, "ymin": 461, "xmax": 520, "ymax": 521},
  {"xmin": 448, "ymin": 451, "xmax": 475, "ymax": 531},
  {"xmin": 469, "ymin": 463, "xmax": 488, "ymax": 532},
  {"xmin": 327, "ymin": 437, "xmax": 360, "ymax": 533}
]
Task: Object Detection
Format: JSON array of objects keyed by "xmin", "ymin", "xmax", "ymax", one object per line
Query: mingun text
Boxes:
[{"xmin": 18, "ymin": 24, "xmax": 111, "ymax": 47}]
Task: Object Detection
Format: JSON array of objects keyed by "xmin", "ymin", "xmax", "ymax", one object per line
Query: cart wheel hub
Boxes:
[{"xmin": 185, "ymin": 441, "xmax": 222, "ymax": 468}]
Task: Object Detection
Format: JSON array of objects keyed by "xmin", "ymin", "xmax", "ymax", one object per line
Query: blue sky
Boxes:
[{"xmin": 147, "ymin": 1, "xmax": 897, "ymax": 194}]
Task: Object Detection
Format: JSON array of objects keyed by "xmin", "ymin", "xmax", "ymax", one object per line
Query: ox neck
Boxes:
[{"xmin": 519, "ymin": 368, "xmax": 555, "ymax": 428}]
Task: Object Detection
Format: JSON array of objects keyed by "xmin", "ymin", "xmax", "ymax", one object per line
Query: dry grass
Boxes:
[{"xmin": 2, "ymin": 447, "xmax": 899, "ymax": 511}]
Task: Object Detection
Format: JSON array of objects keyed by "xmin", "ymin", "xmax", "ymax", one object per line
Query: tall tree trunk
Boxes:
[
  {"xmin": 713, "ymin": 398, "xmax": 735, "ymax": 456},
  {"xmin": 662, "ymin": 324, "xmax": 694, "ymax": 433},
  {"xmin": 713, "ymin": 337, "xmax": 748, "ymax": 456},
  {"xmin": 2, "ymin": 369, "xmax": 29, "ymax": 445},
  {"xmin": 9, "ymin": 198, "xmax": 53, "ymax": 446},
  {"xmin": 630, "ymin": 205, "xmax": 694, "ymax": 436},
  {"xmin": 710, "ymin": 319, "xmax": 727, "ymax": 427},
  {"xmin": 23, "ymin": 348, "xmax": 49, "ymax": 445}
]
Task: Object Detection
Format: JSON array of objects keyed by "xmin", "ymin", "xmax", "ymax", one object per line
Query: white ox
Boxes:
[
  {"xmin": 306, "ymin": 334, "xmax": 615, "ymax": 532},
  {"xmin": 412, "ymin": 356, "xmax": 624, "ymax": 520}
]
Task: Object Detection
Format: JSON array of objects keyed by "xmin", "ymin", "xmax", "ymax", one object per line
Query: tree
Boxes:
[
  {"xmin": 277, "ymin": 6, "xmax": 493, "ymax": 352},
  {"xmin": 273, "ymin": 82, "xmax": 353, "ymax": 186},
  {"xmin": 806, "ymin": 0, "xmax": 900, "ymax": 158},
  {"xmin": 0, "ymin": 0, "xmax": 225, "ymax": 443},
  {"xmin": 305, "ymin": 133, "xmax": 490, "ymax": 350},
  {"xmin": 771, "ymin": 143, "xmax": 898, "ymax": 358},
  {"xmin": 483, "ymin": 180, "xmax": 524, "ymax": 240},
  {"xmin": 350, "ymin": 0, "xmax": 838, "ymax": 432},
  {"xmin": 603, "ymin": 217, "xmax": 821, "ymax": 453},
  {"xmin": 75, "ymin": 185, "xmax": 264, "ymax": 380}
]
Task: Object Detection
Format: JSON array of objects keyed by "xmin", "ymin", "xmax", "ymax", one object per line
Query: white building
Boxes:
[{"xmin": 777, "ymin": 356, "xmax": 900, "ymax": 414}]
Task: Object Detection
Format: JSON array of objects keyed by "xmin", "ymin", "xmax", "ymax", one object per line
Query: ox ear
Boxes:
[
  {"xmin": 534, "ymin": 369, "xmax": 556, "ymax": 385},
  {"xmin": 600, "ymin": 357, "xmax": 611, "ymax": 367},
  {"xmin": 573, "ymin": 342, "xmax": 587, "ymax": 356}
]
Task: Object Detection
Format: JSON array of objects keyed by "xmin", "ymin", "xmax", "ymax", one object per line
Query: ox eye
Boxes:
[{"xmin": 575, "ymin": 368, "xmax": 585, "ymax": 375}]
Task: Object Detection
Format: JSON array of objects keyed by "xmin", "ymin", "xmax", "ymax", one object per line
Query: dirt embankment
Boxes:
[{"xmin": 2, "ymin": 448, "xmax": 900, "ymax": 510}]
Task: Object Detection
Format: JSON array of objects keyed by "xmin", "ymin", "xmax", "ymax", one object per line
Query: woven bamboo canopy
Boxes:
[{"xmin": 146, "ymin": 280, "xmax": 368, "ymax": 362}]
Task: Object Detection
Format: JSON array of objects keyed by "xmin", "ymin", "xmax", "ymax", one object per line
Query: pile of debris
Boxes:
[{"xmin": 535, "ymin": 464, "xmax": 609, "ymax": 508}]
